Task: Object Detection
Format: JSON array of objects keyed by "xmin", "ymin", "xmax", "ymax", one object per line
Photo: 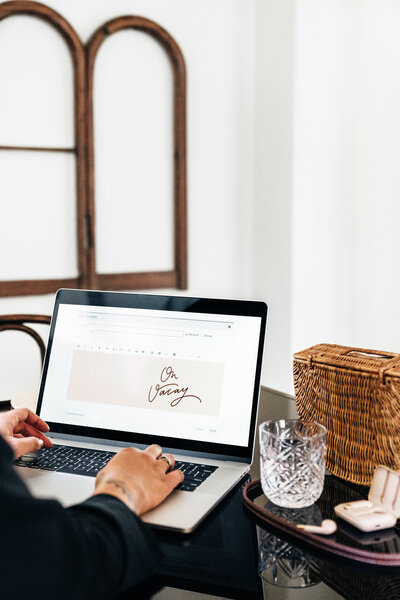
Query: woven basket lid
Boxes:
[{"xmin": 293, "ymin": 343, "xmax": 400, "ymax": 381}]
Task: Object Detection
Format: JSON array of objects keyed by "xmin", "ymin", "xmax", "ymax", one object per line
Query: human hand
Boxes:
[
  {"xmin": 0, "ymin": 408, "xmax": 53, "ymax": 458},
  {"xmin": 93, "ymin": 444, "xmax": 184, "ymax": 515}
]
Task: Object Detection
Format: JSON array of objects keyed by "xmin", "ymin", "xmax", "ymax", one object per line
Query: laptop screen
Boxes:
[{"xmin": 37, "ymin": 290, "xmax": 267, "ymax": 460}]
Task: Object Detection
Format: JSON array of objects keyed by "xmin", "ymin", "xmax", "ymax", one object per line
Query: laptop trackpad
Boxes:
[{"xmin": 17, "ymin": 468, "xmax": 94, "ymax": 507}]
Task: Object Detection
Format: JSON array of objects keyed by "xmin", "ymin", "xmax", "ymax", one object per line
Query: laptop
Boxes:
[{"xmin": 15, "ymin": 289, "xmax": 267, "ymax": 533}]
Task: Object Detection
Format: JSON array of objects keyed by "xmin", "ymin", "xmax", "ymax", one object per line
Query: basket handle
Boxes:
[
  {"xmin": 344, "ymin": 348, "xmax": 398, "ymax": 360},
  {"xmin": 343, "ymin": 348, "xmax": 400, "ymax": 383}
]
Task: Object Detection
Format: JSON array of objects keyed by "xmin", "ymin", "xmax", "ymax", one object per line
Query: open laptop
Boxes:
[{"xmin": 15, "ymin": 289, "xmax": 267, "ymax": 533}]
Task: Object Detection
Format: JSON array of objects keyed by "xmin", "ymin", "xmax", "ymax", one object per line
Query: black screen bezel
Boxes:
[{"xmin": 37, "ymin": 289, "xmax": 267, "ymax": 460}]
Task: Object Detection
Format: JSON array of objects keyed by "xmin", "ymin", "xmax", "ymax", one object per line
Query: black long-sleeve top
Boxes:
[{"xmin": 0, "ymin": 435, "xmax": 161, "ymax": 599}]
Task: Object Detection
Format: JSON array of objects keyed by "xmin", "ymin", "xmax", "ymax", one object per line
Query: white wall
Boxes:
[
  {"xmin": 291, "ymin": 0, "xmax": 357, "ymax": 358},
  {"xmin": 0, "ymin": 0, "xmax": 257, "ymax": 398},
  {"xmin": 254, "ymin": 0, "xmax": 295, "ymax": 394},
  {"xmin": 255, "ymin": 0, "xmax": 400, "ymax": 394},
  {"xmin": 3, "ymin": 0, "xmax": 400, "ymax": 401}
]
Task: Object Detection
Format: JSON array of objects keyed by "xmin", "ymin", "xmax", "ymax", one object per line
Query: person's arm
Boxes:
[{"xmin": 0, "ymin": 410, "xmax": 183, "ymax": 600}]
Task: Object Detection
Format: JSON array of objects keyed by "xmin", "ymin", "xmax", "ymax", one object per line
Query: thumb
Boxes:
[
  {"xmin": 166, "ymin": 469, "xmax": 185, "ymax": 491},
  {"xmin": 11, "ymin": 436, "xmax": 43, "ymax": 459}
]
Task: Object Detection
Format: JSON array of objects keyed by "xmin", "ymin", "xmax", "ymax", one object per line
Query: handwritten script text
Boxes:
[{"xmin": 148, "ymin": 366, "xmax": 202, "ymax": 408}]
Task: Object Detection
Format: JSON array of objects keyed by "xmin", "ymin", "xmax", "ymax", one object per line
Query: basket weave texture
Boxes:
[{"xmin": 293, "ymin": 343, "xmax": 400, "ymax": 485}]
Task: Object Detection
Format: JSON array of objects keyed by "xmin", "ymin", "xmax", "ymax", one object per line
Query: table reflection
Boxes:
[
  {"xmin": 253, "ymin": 477, "xmax": 400, "ymax": 600},
  {"xmin": 258, "ymin": 502, "xmax": 323, "ymax": 588}
]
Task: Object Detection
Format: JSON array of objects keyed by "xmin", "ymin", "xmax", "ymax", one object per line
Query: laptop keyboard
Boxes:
[
  {"xmin": 174, "ymin": 460, "xmax": 218, "ymax": 492},
  {"xmin": 15, "ymin": 445, "xmax": 115, "ymax": 477},
  {"xmin": 15, "ymin": 445, "xmax": 218, "ymax": 492}
]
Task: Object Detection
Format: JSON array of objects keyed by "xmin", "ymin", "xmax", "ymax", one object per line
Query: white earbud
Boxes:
[{"xmin": 296, "ymin": 519, "xmax": 337, "ymax": 535}]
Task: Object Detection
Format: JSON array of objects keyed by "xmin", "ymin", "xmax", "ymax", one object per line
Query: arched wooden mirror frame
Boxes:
[
  {"xmin": 0, "ymin": 0, "xmax": 88, "ymax": 296},
  {"xmin": 0, "ymin": 2, "xmax": 187, "ymax": 296},
  {"xmin": 86, "ymin": 16, "xmax": 187, "ymax": 291}
]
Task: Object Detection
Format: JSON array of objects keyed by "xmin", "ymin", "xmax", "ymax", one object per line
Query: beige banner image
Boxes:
[{"xmin": 67, "ymin": 351, "xmax": 225, "ymax": 416}]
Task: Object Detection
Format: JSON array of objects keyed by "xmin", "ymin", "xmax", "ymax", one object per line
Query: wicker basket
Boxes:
[{"xmin": 293, "ymin": 344, "xmax": 400, "ymax": 485}]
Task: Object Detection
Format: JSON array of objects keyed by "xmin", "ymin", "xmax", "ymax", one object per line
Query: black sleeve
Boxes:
[{"xmin": 0, "ymin": 436, "xmax": 162, "ymax": 600}]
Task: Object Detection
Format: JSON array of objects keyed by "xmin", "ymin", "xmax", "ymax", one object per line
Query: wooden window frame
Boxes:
[{"xmin": 0, "ymin": 1, "xmax": 187, "ymax": 297}]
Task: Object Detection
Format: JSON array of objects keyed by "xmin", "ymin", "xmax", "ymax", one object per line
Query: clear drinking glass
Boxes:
[{"xmin": 259, "ymin": 419, "xmax": 327, "ymax": 508}]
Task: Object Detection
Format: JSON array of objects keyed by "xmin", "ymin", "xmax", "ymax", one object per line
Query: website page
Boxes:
[{"xmin": 40, "ymin": 304, "xmax": 262, "ymax": 447}]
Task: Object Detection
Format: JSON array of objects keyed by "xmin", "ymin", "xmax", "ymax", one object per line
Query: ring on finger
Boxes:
[{"xmin": 157, "ymin": 455, "xmax": 172, "ymax": 473}]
